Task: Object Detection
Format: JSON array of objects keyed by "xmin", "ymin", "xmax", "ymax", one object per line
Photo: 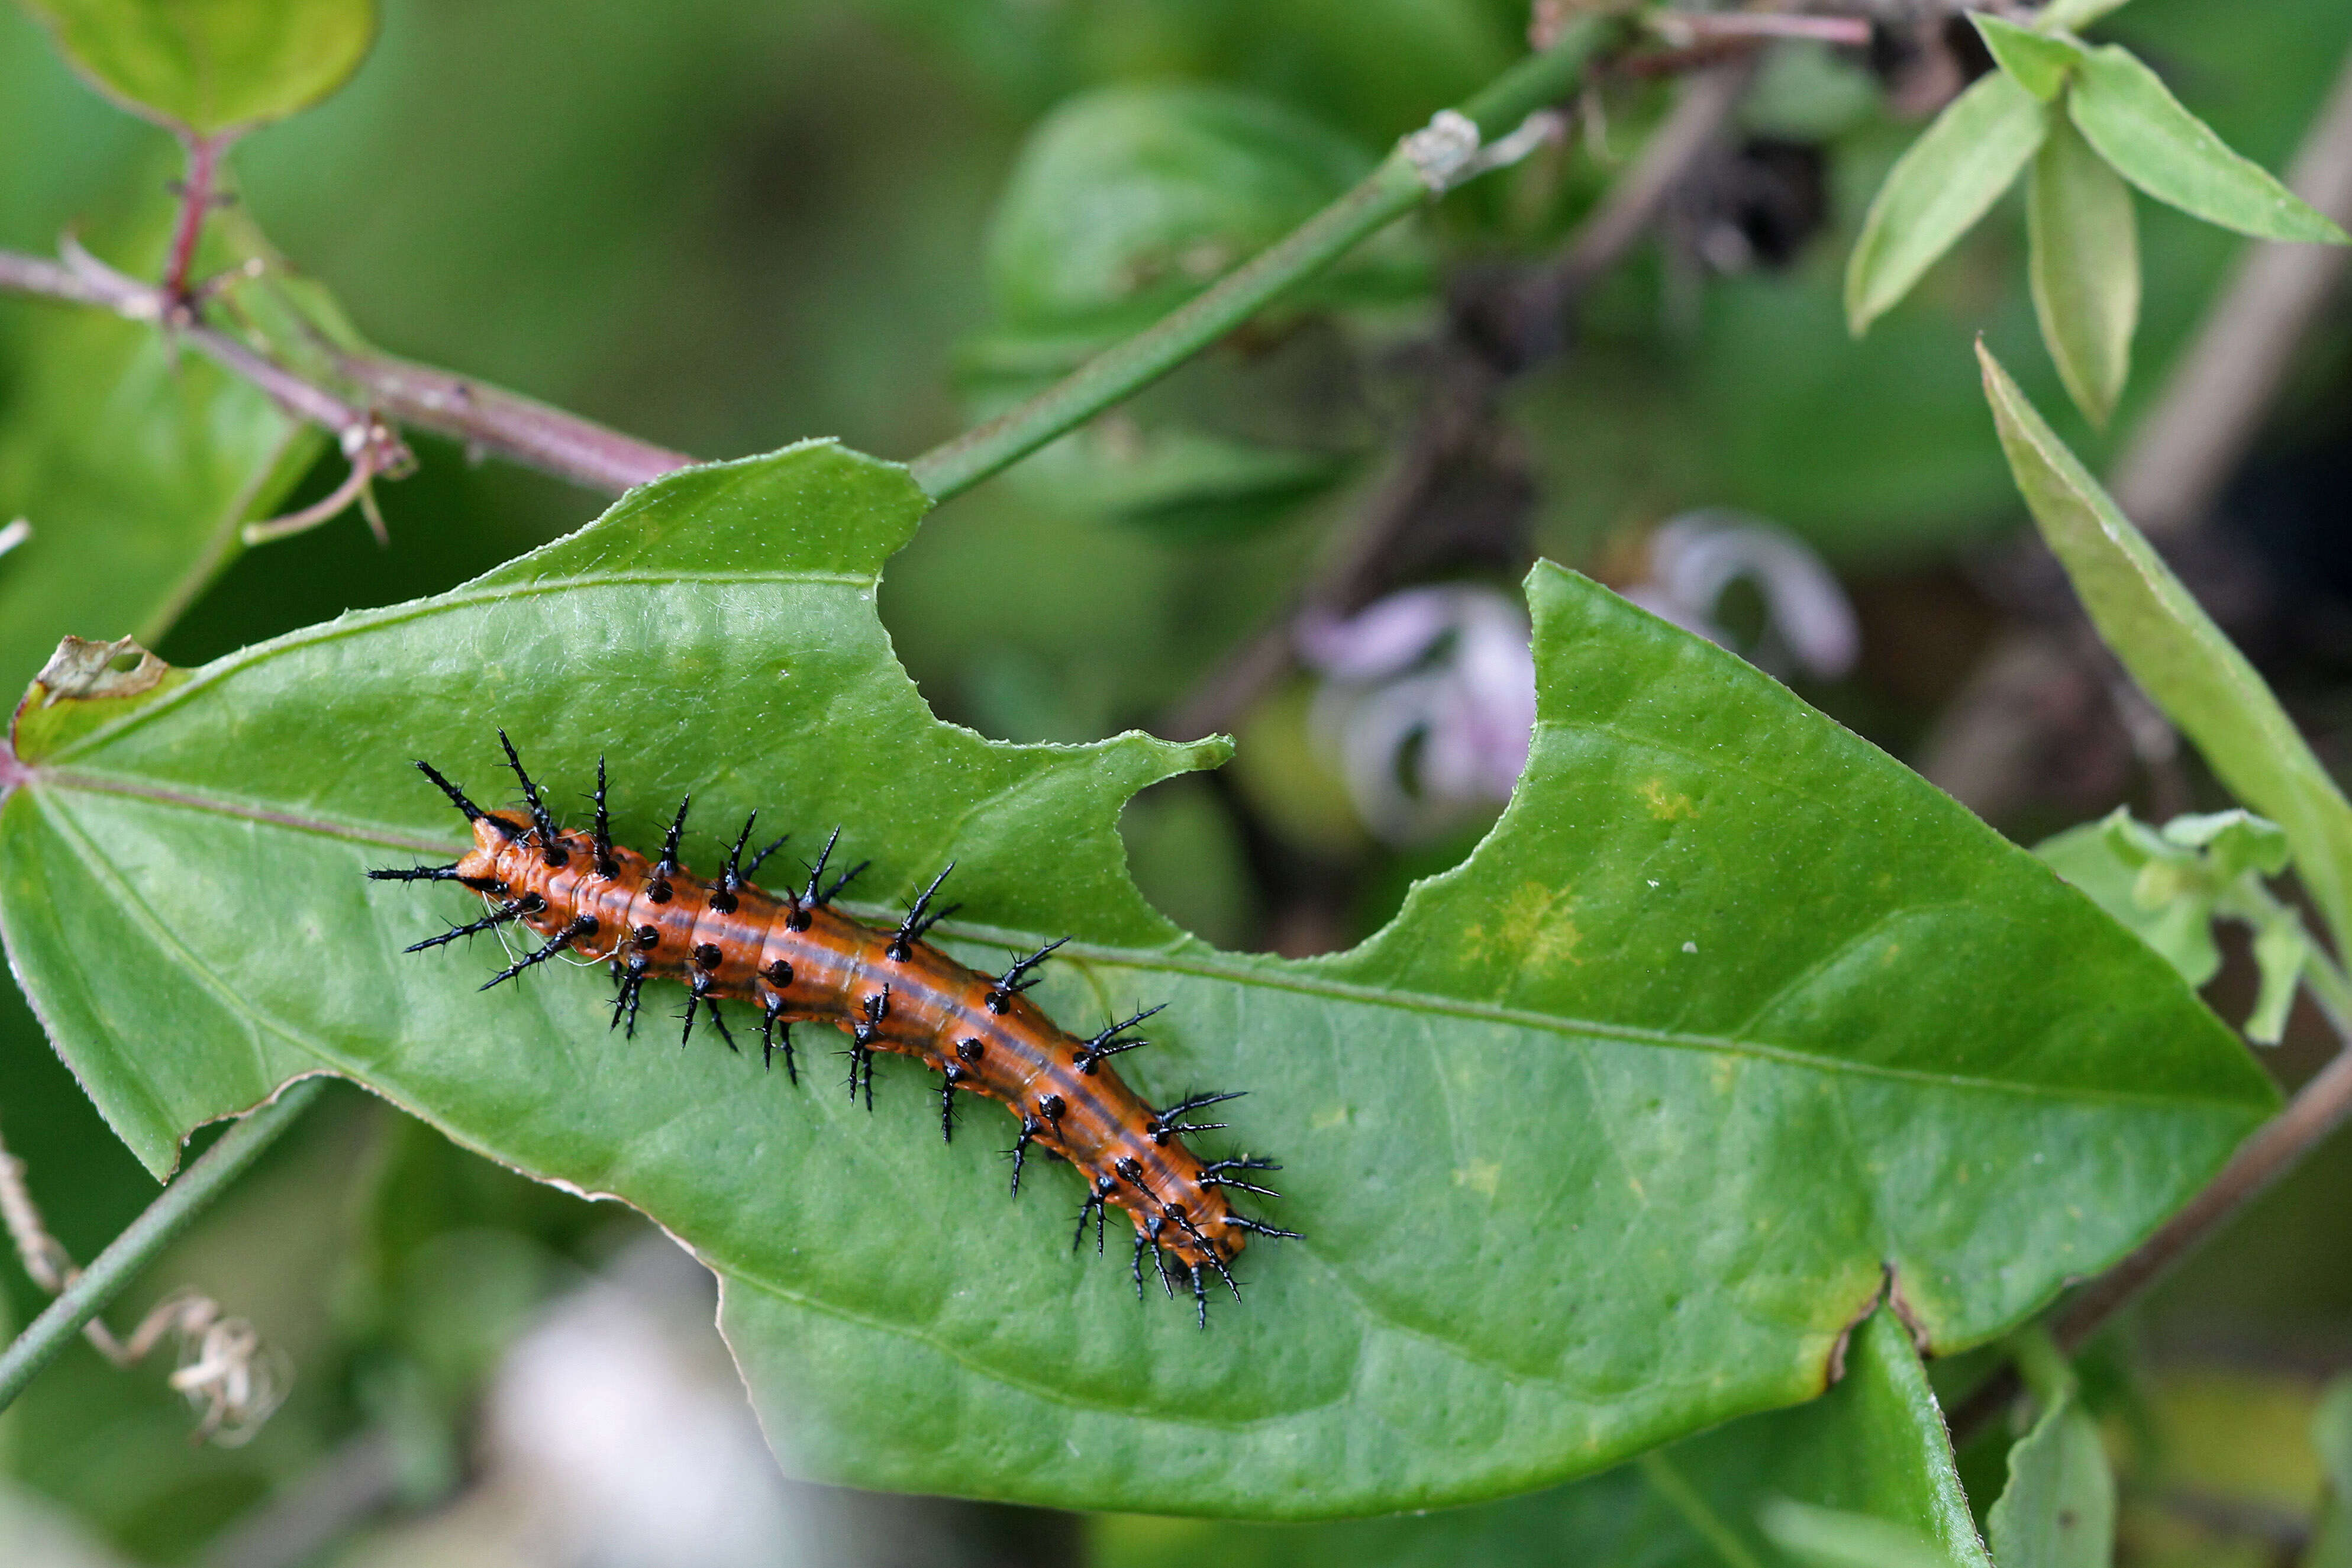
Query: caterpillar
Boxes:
[{"xmin": 368, "ymin": 733, "xmax": 1296, "ymax": 1325}]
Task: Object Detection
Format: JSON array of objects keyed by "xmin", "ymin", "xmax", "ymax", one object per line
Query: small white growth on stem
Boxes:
[{"xmin": 1402, "ymin": 109, "xmax": 1566, "ymax": 194}]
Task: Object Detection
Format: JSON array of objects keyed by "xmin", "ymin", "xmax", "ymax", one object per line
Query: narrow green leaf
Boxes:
[
  {"xmin": 1985, "ymin": 1400, "xmax": 2114, "ymax": 1567},
  {"xmin": 1979, "ymin": 341, "xmax": 2352, "ymax": 957},
  {"xmin": 1846, "ymin": 70, "xmax": 2050, "ymax": 334},
  {"xmin": 2028, "ymin": 111, "xmax": 2138, "ymax": 426},
  {"xmin": 2069, "ymin": 44, "xmax": 2350, "ymax": 245},
  {"xmin": 0, "ymin": 443, "xmax": 2271, "ymax": 1515},
  {"xmin": 1973, "ymin": 15, "xmax": 2085, "ymax": 103},
  {"xmin": 17, "ymin": 0, "xmax": 377, "ymax": 135}
]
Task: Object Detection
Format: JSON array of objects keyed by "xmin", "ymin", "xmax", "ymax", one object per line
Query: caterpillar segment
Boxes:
[{"xmin": 370, "ymin": 734, "xmax": 1299, "ymax": 1324}]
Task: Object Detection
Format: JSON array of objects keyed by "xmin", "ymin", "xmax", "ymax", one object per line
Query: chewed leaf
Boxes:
[
  {"xmin": 31, "ymin": 636, "xmax": 168, "ymax": 705},
  {"xmin": 0, "ymin": 440, "xmax": 2270, "ymax": 1515},
  {"xmin": 20, "ymin": 0, "xmax": 377, "ymax": 135}
]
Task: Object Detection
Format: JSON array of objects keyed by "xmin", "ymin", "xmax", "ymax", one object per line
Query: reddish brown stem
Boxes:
[
  {"xmin": 0, "ymin": 240, "xmax": 689, "ymax": 500},
  {"xmin": 163, "ymin": 133, "xmax": 231, "ymax": 306},
  {"xmin": 336, "ymin": 354, "xmax": 693, "ymax": 495}
]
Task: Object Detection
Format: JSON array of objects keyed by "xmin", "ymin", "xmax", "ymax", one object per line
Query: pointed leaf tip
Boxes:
[
  {"xmin": 2027, "ymin": 112, "xmax": 2139, "ymax": 427},
  {"xmin": 2069, "ymin": 44, "xmax": 2351, "ymax": 245},
  {"xmin": 1979, "ymin": 341, "xmax": 2352, "ymax": 957},
  {"xmin": 1974, "ymin": 14, "xmax": 2086, "ymax": 102}
]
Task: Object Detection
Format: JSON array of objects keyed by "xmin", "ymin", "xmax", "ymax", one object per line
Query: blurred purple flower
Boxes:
[
  {"xmin": 1296, "ymin": 585, "xmax": 1536, "ymax": 844},
  {"xmin": 1617, "ymin": 509, "xmax": 1858, "ymax": 680}
]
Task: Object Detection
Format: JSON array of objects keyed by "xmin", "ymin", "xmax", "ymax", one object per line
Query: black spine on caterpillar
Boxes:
[{"xmin": 373, "ymin": 738, "xmax": 1301, "ymax": 1325}]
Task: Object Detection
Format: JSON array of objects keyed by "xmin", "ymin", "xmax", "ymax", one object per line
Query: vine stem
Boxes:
[
  {"xmin": 0, "ymin": 1077, "xmax": 325, "ymax": 1418},
  {"xmin": 0, "ymin": 250, "xmax": 692, "ymax": 499},
  {"xmin": 4, "ymin": 24, "xmax": 1619, "ymax": 508},
  {"xmin": 902, "ymin": 18, "xmax": 1619, "ymax": 505}
]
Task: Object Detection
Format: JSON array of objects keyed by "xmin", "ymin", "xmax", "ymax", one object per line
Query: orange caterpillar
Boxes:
[{"xmin": 370, "ymin": 734, "xmax": 1295, "ymax": 1323}]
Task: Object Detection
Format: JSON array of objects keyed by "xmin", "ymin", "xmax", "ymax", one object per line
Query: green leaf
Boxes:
[
  {"xmin": 983, "ymin": 82, "xmax": 1423, "ymax": 346},
  {"xmin": 2027, "ymin": 111, "xmax": 2138, "ymax": 427},
  {"xmin": 1747, "ymin": 1314, "xmax": 1992, "ymax": 1568},
  {"xmin": 1094, "ymin": 1311, "xmax": 1991, "ymax": 1568},
  {"xmin": 1979, "ymin": 341, "xmax": 2352, "ymax": 959},
  {"xmin": 1973, "ymin": 15, "xmax": 2085, "ymax": 103},
  {"xmin": 17, "ymin": 0, "xmax": 376, "ymax": 135},
  {"xmin": 0, "ymin": 443, "xmax": 2272, "ymax": 1515},
  {"xmin": 2245, "ymin": 915, "xmax": 2310, "ymax": 1043},
  {"xmin": 1846, "ymin": 70, "xmax": 2050, "ymax": 335},
  {"xmin": 2162, "ymin": 809, "xmax": 2291, "ymax": 879},
  {"xmin": 0, "ymin": 207, "xmax": 322, "ymax": 696},
  {"xmin": 2037, "ymin": 816, "xmax": 2221, "ymax": 988},
  {"xmin": 1759, "ymin": 1504, "xmax": 1950, "ymax": 1568},
  {"xmin": 1984, "ymin": 1353, "xmax": 2115, "ymax": 1568},
  {"xmin": 2040, "ymin": 807, "xmax": 2315, "ymax": 1043},
  {"xmin": 2068, "ymin": 44, "xmax": 2350, "ymax": 245},
  {"xmin": 1750, "ymin": 1316, "xmax": 1985, "ymax": 1568}
]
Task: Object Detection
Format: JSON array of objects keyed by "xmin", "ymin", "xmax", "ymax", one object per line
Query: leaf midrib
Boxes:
[
  {"xmin": 41, "ymin": 773, "xmax": 1750, "ymax": 1430},
  {"xmin": 33, "ymin": 564, "xmax": 880, "ymax": 766},
  {"xmin": 33, "ymin": 784, "xmax": 1346, "ymax": 1430},
  {"xmin": 26, "ymin": 764, "xmax": 2267, "ymax": 1115}
]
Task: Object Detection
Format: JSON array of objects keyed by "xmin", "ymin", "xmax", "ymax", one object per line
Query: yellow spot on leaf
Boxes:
[
  {"xmin": 1639, "ymin": 779, "xmax": 1696, "ymax": 820},
  {"xmin": 1454, "ymin": 1161, "xmax": 1501, "ymax": 1196},
  {"xmin": 1461, "ymin": 881, "xmax": 1585, "ymax": 970},
  {"xmin": 1312, "ymin": 1105, "xmax": 1351, "ymax": 1131}
]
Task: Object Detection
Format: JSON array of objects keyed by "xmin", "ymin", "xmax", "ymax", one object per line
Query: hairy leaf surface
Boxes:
[{"xmin": 0, "ymin": 442, "xmax": 2270, "ymax": 1515}]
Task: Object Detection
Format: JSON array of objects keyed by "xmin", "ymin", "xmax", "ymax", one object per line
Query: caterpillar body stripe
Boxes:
[{"xmin": 369, "ymin": 734, "xmax": 1296, "ymax": 1324}]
